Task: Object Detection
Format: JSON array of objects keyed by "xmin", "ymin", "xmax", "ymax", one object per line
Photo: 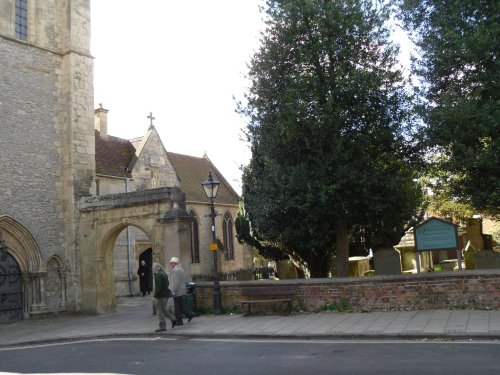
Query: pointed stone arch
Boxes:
[
  {"xmin": 0, "ymin": 215, "xmax": 43, "ymax": 272},
  {"xmin": 45, "ymin": 255, "xmax": 67, "ymax": 311},
  {"xmin": 109, "ymin": 221, "xmax": 155, "ymax": 297},
  {"xmin": 0, "ymin": 215, "xmax": 46, "ymax": 317},
  {"xmin": 79, "ymin": 187, "xmax": 193, "ymax": 314},
  {"xmin": 188, "ymin": 209, "xmax": 201, "ymax": 264},
  {"xmin": 222, "ymin": 211, "xmax": 235, "ymax": 261}
]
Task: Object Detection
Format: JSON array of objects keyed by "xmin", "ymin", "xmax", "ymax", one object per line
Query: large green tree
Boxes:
[
  {"xmin": 397, "ymin": 0, "xmax": 500, "ymax": 217},
  {"xmin": 239, "ymin": 0, "xmax": 422, "ymax": 277}
]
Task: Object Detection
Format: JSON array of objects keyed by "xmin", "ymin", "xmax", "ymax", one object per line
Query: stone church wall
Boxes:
[
  {"xmin": 97, "ymin": 176, "xmax": 132, "ymax": 196},
  {"xmin": 0, "ymin": 0, "xmax": 95, "ymax": 314},
  {"xmin": 0, "ymin": 37, "xmax": 65, "ymax": 262},
  {"xmin": 132, "ymin": 130, "xmax": 179, "ymax": 191},
  {"xmin": 189, "ymin": 202, "xmax": 253, "ymax": 277}
]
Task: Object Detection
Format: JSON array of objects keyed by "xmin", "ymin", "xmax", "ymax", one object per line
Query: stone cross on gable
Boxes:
[{"xmin": 147, "ymin": 112, "xmax": 155, "ymax": 126}]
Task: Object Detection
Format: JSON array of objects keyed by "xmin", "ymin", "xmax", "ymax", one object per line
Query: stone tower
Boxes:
[{"xmin": 0, "ymin": 0, "xmax": 95, "ymax": 320}]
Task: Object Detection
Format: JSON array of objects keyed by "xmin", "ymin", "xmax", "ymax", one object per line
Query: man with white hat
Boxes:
[{"xmin": 169, "ymin": 256, "xmax": 194, "ymax": 325}]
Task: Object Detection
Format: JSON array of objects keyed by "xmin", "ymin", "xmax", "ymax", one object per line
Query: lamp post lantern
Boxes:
[{"xmin": 201, "ymin": 171, "xmax": 222, "ymax": 315}]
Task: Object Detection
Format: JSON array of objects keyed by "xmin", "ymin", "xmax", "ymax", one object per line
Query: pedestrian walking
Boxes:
[
  {"xmin": 152, "ymin": 263, "xmax": 176, "ymax": 332},
  {"xmin": 169, "ymin": 257, "xmax": 194, "ymax": 325}
]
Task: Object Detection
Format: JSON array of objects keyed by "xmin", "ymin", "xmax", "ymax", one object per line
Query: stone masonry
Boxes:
[{"xmin": 0, "ymin": 0, "xmax": 94, "ymax": 315}]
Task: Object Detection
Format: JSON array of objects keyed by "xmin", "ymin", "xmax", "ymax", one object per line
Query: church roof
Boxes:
[
  {"xmin": 167, "ymin": 152, "xmax": 240, "ymax": 205},
  {"xmin": 95, "ymin": 130, "xmax": 135, "ymax": 177},
  {"xmin": 94, "ymin": 130, "xmax": 239, "ymax": 205}
]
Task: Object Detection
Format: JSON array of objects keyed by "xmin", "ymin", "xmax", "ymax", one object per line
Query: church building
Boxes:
[
  {"xmin": 93, "ymin": 106, "xmax": 253, "ymax": 297},
  {"xmin": 0, "ymin": 0, "xmax": 251, "ymax": 323}
]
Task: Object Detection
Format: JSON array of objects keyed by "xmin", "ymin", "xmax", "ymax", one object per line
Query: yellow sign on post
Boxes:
[{"xmin": 210, "ymin": 243, "xmax": 218, "ymax": 251}]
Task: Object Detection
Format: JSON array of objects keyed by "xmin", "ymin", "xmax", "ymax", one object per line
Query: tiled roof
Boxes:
[
  {"xmin": 94, "ymin": 130, "xmax": 239, "ymax": 205},
  {"xmin": 95, "ymin": 130, "xmax": 135, "ymax": 177},
  {"xmin": 167, "ymin": 152, "xmax": 240, "ymax": 205}
]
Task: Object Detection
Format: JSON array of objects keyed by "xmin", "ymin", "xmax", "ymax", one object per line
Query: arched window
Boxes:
[
  {"xmin": 189, "ymin": 210, "xmax": 200, "ymax": 263},
  {"xmin": 15, "ymin": 0, "xmax": 28, "ymax": 40},
  {"xmin": 151, "ymin": 167, "xmax": 159, "ymax": 188},
  {"xmin": 222, "ymin": 212, "xmax": 234, "ymax": 261}
]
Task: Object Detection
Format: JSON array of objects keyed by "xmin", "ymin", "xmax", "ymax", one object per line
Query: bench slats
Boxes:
[
  {"xmin": 237, "ymin": 286, "xmax": 296, "ymax": 315},
  {"xmin": 236, "ymin": 299, "xmax": 291, "ymax": 304},
  {"xmin": 241, "ymin": 290, "xmax": 294, "ymax": 296}
]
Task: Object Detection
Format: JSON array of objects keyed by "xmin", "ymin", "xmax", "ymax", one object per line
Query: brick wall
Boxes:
[{"xmin": 194, "ymin": 270, "xmax": 500, "ymax": 312}]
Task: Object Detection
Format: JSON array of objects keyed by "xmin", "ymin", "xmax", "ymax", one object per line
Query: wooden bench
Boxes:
[{"xmin": 236, "ymin": 285, "xmax": 296, "ymax": 315}]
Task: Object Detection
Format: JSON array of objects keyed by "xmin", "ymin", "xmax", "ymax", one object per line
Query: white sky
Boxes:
[
  {"xmin": 90, "ymin": 0, "xmax": 266, "ymax": 193},
  {"xmin": 91, "ymin": 1, "xmax": 411, "ymax": 194}
]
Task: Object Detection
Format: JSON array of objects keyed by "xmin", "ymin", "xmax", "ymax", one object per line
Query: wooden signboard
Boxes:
[{"xmin": 413, "ymin": 217, "xmax": 461, "ymax": 272}]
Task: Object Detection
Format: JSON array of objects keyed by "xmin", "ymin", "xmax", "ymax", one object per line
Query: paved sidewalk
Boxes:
[{"xmin": 1, "ymin": 296, "xmax": 499, "ymax": 348}]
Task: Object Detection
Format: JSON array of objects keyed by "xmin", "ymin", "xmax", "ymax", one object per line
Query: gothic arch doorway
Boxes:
[
  {"xmin": 0, "ymin": 253, "xmax": 22, "ymax": 323},
  {"xmin": 0, "ymin": 216, "xmax": 44, "ymax": 319},
  {"xmin": 79, "ymin": 187, "xmax": 193, "ymax": 313},
  {"xmin": 112, "ymin": 224, "xmax": 154, "ymax": 297}
]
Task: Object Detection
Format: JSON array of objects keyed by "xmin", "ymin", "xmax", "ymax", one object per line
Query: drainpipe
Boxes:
[
  {"xmin": 125, "ymin": 178, "xmax": 133, "ymax": 296},
  {"xmin": 96, "ymin": 173, "xmax": 135, "ymax": 296}
]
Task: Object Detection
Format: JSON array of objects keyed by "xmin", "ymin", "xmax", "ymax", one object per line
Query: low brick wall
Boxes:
[{"xmin": 194, "ymin": 269, "xmax": 500, "ymax": 312}]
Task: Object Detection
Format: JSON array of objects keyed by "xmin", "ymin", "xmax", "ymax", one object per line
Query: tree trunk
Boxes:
[
  {"xmin": 308, "ymin": 253, "xmax": 331, "ymax": 278},
  {"xmin": 335, "ymin": 217, "xmax": 349, "ymax": 277}
]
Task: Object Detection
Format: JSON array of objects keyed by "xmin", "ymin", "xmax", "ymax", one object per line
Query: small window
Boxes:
[
  {"xmin": 150, "ymin": 167, "xmax": 159, "ymax": 188},
  {"xmin": 223, "ymin": 212, "xmax": 234, "ymax": 261},
  {"xmin": 15, "ymin": 0, "xmax": 28, "ymax": 40}
]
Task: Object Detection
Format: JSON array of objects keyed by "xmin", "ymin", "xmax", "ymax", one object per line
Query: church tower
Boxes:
[{"xmin": 0, "ymin": 0, "xmax": 95, "ymax": 320}]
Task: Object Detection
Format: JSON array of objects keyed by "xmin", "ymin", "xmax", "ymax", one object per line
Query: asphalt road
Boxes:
[{"xmin": 0, "ymin": 338, "xmax": 499, "ymax": 375}]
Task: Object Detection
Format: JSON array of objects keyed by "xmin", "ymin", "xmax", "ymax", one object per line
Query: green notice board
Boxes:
[{"xmin": 414, "ymin": 217, "xmax": 459, "ymax": 252}]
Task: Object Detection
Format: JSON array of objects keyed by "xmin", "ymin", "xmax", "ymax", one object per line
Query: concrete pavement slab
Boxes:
[{"xmin": 1, "ymin": 296, "xmax": 499, "ymax": 348}]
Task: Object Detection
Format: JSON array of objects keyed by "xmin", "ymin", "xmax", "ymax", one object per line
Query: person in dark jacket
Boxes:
[
  {"xmin": 137, "ymin": 260, "xmax": 152, "ymax": 296},
  {"xmin": 152, "ymin": 262, "xmax": 176, "ymax": 332}
]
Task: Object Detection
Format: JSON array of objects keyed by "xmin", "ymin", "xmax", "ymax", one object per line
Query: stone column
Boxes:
[
  {"xmin": 161, "ymin": 202, "xmax": 193, "ymax": 278},
  {"xmin": 22, "ymin": 274, "xmax": 30, "ymax": 319},
  {"xmin": 39, "ymin": 271, "xmax": 47, "ymax": 308},
  {"xmin": 59, "ymin": 268, "xmax": 67, "ymax": 310},
  {"xmin": 28, "ymin": 272, "xmax": 47, "ymax": 314}
]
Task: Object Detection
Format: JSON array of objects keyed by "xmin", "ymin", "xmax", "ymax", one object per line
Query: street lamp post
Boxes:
[{"xmin": 201, "ymin": 171, "xmax": 223, "ymax": 315}]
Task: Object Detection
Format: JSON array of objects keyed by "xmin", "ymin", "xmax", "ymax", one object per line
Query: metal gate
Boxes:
[{"xmin": 0, "ymin": 253, "xmax": 22, "ymax": 323}]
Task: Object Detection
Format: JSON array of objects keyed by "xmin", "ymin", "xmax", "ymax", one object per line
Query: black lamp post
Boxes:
[{"xmin": 201, "ymin": 171, "xmax": 222, "ymax": 315}]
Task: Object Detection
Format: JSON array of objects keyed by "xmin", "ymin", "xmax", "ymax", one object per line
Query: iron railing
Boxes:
[{"xmin": 191, "ymin": 267, "xmax": 276, "ymax": 283}]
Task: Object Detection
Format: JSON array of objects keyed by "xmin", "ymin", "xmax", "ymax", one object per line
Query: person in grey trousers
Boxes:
[
  {"xmin": 169, "ymin": 257, "xmax": 194, "ymax": 325},
  {"xmin": 152, "ymin": 262, "xmax": 176, "ymax": 332}
]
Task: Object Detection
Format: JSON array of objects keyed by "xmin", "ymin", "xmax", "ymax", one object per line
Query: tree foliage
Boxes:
[
  {"xmin": 238, "ymin": 0, "xmax": 422, "ymax": 277},
  {"xmin": 397, "ymin": 0, "xmax": 500, "ymax": 217}
]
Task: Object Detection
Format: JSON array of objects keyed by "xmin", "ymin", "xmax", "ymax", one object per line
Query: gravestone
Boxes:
[
  {"xmin": 373, "ymin": 248, "xmax": 401, "ymax": 275},
  {"xmin": 235, "ymin": 269, "xmax": 254, "ymax": 281},
  {"xmin": 277, "ymin": 260, "xmax": 298, "ymax": 279},
  {"xmin": 475, "ymin": 250, "xmax": 500, "ymax": 269},
  {"xmin": 395, "ymin": 228, "xmax": 433, "ymax": 273},
  {"xmin": 348, "ymin": 256, "xmax": 371, "ymax": 277},
  {"xmin": 463, "ymin": 241, "xmax": 480, "ymax": 270},
  {"xmin": 462, "ymin": 218, "xmax": 485, "ymax": 251}
]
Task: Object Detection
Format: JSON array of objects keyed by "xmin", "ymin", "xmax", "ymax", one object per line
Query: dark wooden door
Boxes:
[
  {"xmin": 0, "ymin": 253, "xmax": 22, "ymax": 323},
  {"xmin": 139, "ymin": 248, "xmax": 153, "ymax": 292}
]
